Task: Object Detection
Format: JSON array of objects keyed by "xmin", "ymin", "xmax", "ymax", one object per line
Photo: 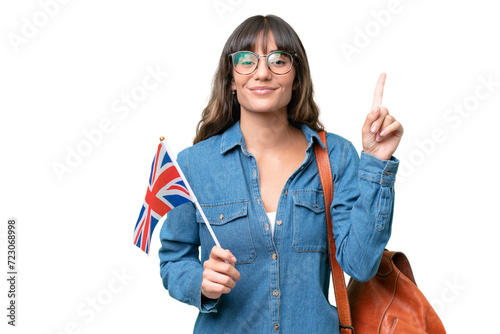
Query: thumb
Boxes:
[{"xmin": 362, "ymin": 107, "xmax": 379, "ymax": 134}]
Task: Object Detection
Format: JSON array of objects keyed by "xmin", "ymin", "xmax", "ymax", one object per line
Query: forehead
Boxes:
[
  {"xmin": 233, "ymin": 30, "xmax": 286, "ymax": 54},
  {"xmin": 251, "ymin": 32, "xmax": 277, "ymax": 53}
]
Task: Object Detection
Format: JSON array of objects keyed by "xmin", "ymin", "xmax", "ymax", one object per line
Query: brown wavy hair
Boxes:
[{"xmin": 193, "ymin": 14, "xmax": 323, "ymax": 145}]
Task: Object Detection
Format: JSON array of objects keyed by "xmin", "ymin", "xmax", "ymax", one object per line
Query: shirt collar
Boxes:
[
  {"xmin": 220, "ymin": 120, "xmax": 326, "ymax": 155},
  {"xmin": 301, "ymin": 123, "xmax": 326, "ymax": 150},
  {"xmin": 220, "ymin": 121, "xmax": 246, "ymax": 154}
]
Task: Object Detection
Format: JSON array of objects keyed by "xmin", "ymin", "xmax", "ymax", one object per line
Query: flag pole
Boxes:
[{"xmin": 160, "ymin": 137, "xmax": 222, "ymax": 248}]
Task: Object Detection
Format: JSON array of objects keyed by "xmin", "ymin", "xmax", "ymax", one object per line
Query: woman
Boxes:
[{"xmin": 159, "ymin": 14, "xmax": 403, "ymax": 333}]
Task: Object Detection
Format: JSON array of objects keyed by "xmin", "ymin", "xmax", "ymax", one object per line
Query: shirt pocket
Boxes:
[
  {"xmin": 196, "ymin": 200, "xmax": 256, "ymax": 264},
  {"xmin": 292, "ymin": 190, "xmax": 327, "ymax": 253}
]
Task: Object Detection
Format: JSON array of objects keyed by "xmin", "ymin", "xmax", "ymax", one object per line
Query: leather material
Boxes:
[
  {"xmin": 314, "ymin": 131, "xmax": 353, "ymax": 333},
  {"xmin": 347, "ymin": 251, "xmax": 447, "ymax": 333},
  {"xmin": 314, "ymin": 132, "xmax": 447, "ymax": 334}
]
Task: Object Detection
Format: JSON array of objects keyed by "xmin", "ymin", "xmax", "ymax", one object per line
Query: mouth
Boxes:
[{"xmin": 248, "ymin": 86, "xmax": 277, "ymax": 95}]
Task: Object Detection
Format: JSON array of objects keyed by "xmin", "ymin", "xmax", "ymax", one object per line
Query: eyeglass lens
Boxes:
[{"xmin": 233, "ymin": 51, "xmax": 292, "ymax": 75}]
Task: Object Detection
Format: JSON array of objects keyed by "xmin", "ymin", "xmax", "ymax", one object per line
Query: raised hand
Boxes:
[{"xmin": 362, "ymin": 73, "xmax": 404, "ymax": 161}]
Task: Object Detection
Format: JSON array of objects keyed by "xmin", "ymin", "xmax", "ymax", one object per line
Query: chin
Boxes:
[{"xmin": 243, "ymin": 103, "xmax": 287, "ymax": 114}]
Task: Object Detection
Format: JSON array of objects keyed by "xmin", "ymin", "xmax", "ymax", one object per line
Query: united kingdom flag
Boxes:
[{"xmin": 133, "ymin": 139, "xmax": 193, "ymax": 254}]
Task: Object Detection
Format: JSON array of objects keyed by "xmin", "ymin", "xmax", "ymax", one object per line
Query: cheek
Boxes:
[
  {"xmin": 283, "ymin": 77, "xmax": 296, "ymax": 93},
  {"xmin": 283, "ymin": 70, "xmax": 296, "ymax": 91},
  {"xmin": 233, "ymin": 77, "xmax": 248, "ymax": 91}
]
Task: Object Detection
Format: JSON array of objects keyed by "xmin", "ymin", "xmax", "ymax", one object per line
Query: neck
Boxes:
[{"xmin": 239, "ymin": 108, "xmax": 296, "ymax": 152}]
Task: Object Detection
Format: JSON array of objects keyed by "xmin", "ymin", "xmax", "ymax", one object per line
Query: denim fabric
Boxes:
[{"xmin": 159, "ymin": 121, "xmax": 399, "ymax": 334}]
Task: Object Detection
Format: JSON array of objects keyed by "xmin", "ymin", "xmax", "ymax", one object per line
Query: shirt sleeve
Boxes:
[
  {"xmin": 158, "ymin": 148, "xmax": 220, "ymax": 313},
  {"xmin": 330, "ymin": 140, "xmax": 399, "ymax": 282}
]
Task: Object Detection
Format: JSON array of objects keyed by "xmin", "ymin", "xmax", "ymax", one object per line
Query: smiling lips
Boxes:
[{"xmin": 248, "ymin": 86, "xmax": 277, "ymax": 95}]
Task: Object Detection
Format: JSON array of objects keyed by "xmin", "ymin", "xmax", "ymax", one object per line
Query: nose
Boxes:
[{"xmin": 253, "ymin": 56, "xmax": 272, "ymax": 80}]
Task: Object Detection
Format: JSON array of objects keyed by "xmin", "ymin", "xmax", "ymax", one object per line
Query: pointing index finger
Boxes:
[{"xmin": 371, "ymin": 73, "xmax": 386, "ymax": 111}]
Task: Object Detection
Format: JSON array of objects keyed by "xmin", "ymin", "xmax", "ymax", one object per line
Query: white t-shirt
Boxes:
[{"xmin": 266, "ymin": 212, "xmax": 277, "ymax": 237}]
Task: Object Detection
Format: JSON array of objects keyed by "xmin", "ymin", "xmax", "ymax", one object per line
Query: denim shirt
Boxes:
[{"xmin": 159, "ymin": 121, "xmax": 399, "ymax": 334}]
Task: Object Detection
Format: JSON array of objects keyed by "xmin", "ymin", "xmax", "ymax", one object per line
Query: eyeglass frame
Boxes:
[{"xmin": 229, "ymin": 50, "xmax": 297, "ymax": 75}]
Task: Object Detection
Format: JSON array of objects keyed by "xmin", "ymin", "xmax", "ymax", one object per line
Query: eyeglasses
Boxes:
[{"xmin": 229, "ymin": 50, "xmax": 296, "ymax": 75}]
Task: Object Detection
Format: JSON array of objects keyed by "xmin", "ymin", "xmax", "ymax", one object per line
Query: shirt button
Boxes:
[
  {"xmin": 257, "ymin": 198, "xmax": 260, "ymax": 204},
  {"xmin": 253, "ymin": 169, "xmax": 257, "ymax": 177},
  {"xmin": 300, "ymin": 166, "xmax": 304, "ymax": 170},
  {"xmin": 219, "ymin": 214, "xmax": 224, "ymax": 220},
  {"xmin": 265, "ymin": 223, "xmax": 269, "ymax": 231},
  {"xmin": 273, "ymin": 290, "xmax": 279, "ymax": 297},
  {"xmin": 276, "ymin": 220, "xmax": 282, "ymax": 226},
  {"xmin": 272, "ymin": 253, "xmax": 277, "ymax": 260},
  {"xmin": 274, "ymin": 323, "xmax": 279, "ymax": 331},
  {"xmin": 284, "ymin": 190, "xmax": 288, "ymax": 195}
]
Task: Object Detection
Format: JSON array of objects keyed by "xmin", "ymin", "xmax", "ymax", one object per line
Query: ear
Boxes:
[{"xmin": 231, "ymin": 79, "xmax": 236, "ymax": 91}]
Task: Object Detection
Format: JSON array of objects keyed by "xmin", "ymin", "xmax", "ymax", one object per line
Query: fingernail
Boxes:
[
  {"xmin": 376, "ymin": 135, "xmax": 381, "ymax": 142},
  {"xmin": 231, "ymin": 256, "xmax": 237, "ymax": 263},
  {"xmin": 372, "ymin": 107, "xmax": 379, "ymax": 115},
  {"xmin": 380, "ymin": 130, "xmax": 386, "ymax": 136},
  {"xmin": 371, "ymin": 125, "xmax": 377, "ymax": 133}
]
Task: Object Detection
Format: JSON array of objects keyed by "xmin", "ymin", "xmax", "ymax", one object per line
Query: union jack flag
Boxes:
[{"xmin": 133, "ymin": 140, "xmax": 193, "ymax": 254}]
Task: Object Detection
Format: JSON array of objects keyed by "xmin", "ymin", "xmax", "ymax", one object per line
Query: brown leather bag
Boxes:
[{"xmin": 314, "ymin": 131, "xmax": 446, "ymax": 334}]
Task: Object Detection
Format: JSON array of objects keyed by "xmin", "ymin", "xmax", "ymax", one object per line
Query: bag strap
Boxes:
[{"xmin": 314, "ymin": 131, "xmax": 354, "ymax": 334}]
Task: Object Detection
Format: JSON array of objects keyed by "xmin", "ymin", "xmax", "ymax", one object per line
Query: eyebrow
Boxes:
[{"xmin": 250, "ymin": 50, "xmax": 281, "ymax": 55}]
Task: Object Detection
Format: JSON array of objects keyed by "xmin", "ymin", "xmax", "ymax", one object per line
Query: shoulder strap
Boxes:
[{"xmin": 314, "ymin": 131, "xmax": 354, "ymax": 334}]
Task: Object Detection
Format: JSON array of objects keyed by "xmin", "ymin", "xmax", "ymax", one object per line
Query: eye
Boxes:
[
  {"xmin": 273, "ymin": 60, "xmax": 287, "ymax": 65},
  {"xmin": 234, "ymin": 52, "xmax": 257, "ymax": 67},
  {"xmin": 268, "ymin": 52, "xmax": 290, "ymax": 67}
]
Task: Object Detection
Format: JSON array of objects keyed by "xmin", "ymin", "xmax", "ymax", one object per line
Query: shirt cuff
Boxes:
[
  {"xmin": 201, "ymin": 295, "xmax": 220, "ymax": 313},
  {"xmin": 359, "ymin": 151, "xmax": 399, "ymax": 186},
  {"xmin": 189, "ymin": 269, "xmax": 219, "ymax": 313}
]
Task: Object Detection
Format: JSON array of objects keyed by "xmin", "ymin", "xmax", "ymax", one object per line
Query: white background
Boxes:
[{"xmin": 1, "ymin": 0, "xmax": 498, "ymax": 333}]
